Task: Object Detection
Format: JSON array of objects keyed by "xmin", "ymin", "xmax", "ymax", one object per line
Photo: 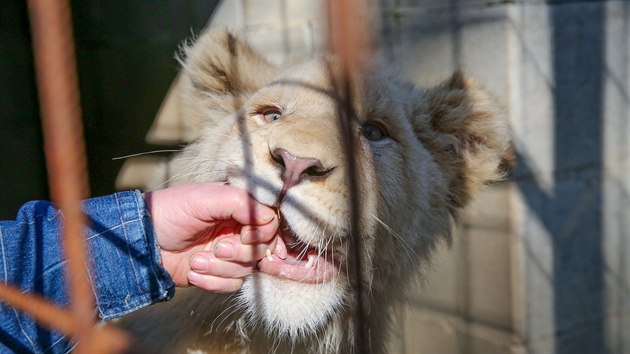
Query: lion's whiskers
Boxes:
[
  {"xmin": 112, "ymin": 149, "xmax": 183, "ymax": 161},
  {"xmin": 148, "ymin": 165, "xmax": 198, "ymax": 191},
  {"xmin": 371, "ymin": 214, "xmax": 417, "ymax": 262},
  {"xmin": 206, "ymin": 300, "xmax": 241, "ymax": 336}
]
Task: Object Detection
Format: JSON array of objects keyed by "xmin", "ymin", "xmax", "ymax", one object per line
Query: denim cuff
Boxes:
[{"xmin": 83, "ymin": 190, "xmax": 175, "ymax": 320}]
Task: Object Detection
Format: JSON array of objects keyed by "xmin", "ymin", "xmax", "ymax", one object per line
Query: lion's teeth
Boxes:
[
  {"xmin": 305, "ymin": 255, "xmax": 316, "ymax": 269},
  {"xmin": 266, "ymin": 248, "xmax": 273, "ymax": 261}
]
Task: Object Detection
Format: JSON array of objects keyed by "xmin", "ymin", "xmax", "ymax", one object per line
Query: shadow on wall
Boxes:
[{"xmin": 515, "ymin": 4, "xmax": 606, "ymax": 353}]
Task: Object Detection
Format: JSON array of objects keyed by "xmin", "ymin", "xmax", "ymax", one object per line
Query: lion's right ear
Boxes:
[
  {"xmin": 178, "ymin": 29, "xmax": 279, "ymax": 131},
  {"xmin": 413, "ymin": 71, "xmax": 514, "ymax": 212}
]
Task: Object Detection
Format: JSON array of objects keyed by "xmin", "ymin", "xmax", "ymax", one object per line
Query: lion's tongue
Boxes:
[{"xmin": 258, "ymin": 236, "xmax": 336, "ymax": 284}]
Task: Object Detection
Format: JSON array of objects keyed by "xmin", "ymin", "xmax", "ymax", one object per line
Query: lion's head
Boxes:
[{"xmin": 167, "ymin": 29, "xmax": 512, "ymax": 351}]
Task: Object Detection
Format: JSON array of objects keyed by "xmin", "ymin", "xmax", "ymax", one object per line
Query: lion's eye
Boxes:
[
  {"xmin": 263, "ymin": 109, "xmax": 282, "ymax": 123},
  {"xmin": 362, "ymin": 122, "xmax": 386, "ymax": 141}
]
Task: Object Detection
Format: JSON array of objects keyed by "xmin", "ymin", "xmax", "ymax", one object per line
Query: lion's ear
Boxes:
[
  {"xmin": 414, "ymin": 71, "xmax": 514, "ymax": 210},
  {"xmin": 178, "ymin": 29, "xmax": 279, "ymax": 131}
]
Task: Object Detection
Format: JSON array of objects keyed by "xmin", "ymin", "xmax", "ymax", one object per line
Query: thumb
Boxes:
[{"xmin": 184, "ymin": 183, "xmax": 277, "ymax": 226}]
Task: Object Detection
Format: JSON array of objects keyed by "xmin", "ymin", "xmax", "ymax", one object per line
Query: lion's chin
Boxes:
[{"xmin": 237, "ymin": 273, "xmax": 347, "ymax": 338}]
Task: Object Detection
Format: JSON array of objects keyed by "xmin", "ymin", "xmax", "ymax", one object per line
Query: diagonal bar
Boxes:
[{"xmin": 0, "ymin": 284, "xmax": 130, "ymax": 353}]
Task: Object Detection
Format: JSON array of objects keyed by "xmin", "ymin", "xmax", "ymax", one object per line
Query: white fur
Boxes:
[
  {"xmin": 120, "ymin": 30, "xmax": 512, "ymax": 354},
  {"xmin": 238, "ymin": 274, "xmax": 347, "ymax": 340}
]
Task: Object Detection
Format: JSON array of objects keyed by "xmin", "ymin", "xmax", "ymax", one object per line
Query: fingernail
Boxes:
[
  {"xmin": 187, "ymin": 271, "xmax": 201, "ymax": 285},
  {"xmin": 242, "ymin": 229, "xmax": 260, "ymax": 243},
  {"xmin": 259, "ymin": 208, "xmax": 275, "ymax": 223},
  {"xmin": 214, "ymin": 240, "xmax": 234, "ymax": 259},
  {"xmin": 190, "ymin": 255, "xmax": 208, "ymax": 272}
]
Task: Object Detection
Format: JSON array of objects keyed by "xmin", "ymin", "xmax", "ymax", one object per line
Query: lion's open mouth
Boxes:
[{"xmin": 257, "ymin": 215, "xmax": 340, "ymax": 284}]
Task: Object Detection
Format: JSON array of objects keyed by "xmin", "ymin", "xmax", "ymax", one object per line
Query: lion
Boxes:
[{"xmin": 119, "ymin": 29, "xmax": 513, "ymax": 353}]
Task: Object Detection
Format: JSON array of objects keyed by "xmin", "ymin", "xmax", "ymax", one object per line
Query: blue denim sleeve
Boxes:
[{"xmin": 0, "ymin": 191, "xmax": 175, "ymax": 353}]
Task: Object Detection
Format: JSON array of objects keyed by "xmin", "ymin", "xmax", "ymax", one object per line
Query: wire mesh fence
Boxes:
[{"xmin": 1, "ymin": 0, "xmax": 628, "ymax": 353}]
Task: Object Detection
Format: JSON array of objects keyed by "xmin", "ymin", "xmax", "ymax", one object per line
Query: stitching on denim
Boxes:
[
  {"xmin": 83, "ymin": 259, "xmax": 101, "ymax": 320},
  {"xmin": 12, "ymin": 205, "xmax": 62, "ymax": 227},
  {"xmin": 47, "ymin": 209, "xmax": 62, "ymax": 222},
  {"xmin": 0, "ymin": 228, "xmax": 7, "ymax": 285},
  {"xmin": 43, "ymin": 333, "xmax": 68, "ymax": 353},
  {"xmin": 83, "ymin": 219, "xmax": 141, "ymax": 241},
  {"xmin": 134, "ymin": 191, "xmax": 165, "ymax": 295},
  {"xmin": 63, "ymin": 341, "xmax": 77, "ymax": 354},
  {"xmin": 83, "ymin": 236, "xmax": 104, "ymax": 319},
  {"xmin": 95, "ymin": 284, "xmax": 160, "ymax": 308},
  {"xmin": 135, "ymin": 190, "xmax": 148, "ymax": 218},
  {"xmin": 12, "ymin": 307, "xmax": 39, "ymax": 353},
  {"xmin": 0, "ymin": 225, "xmax": 42, "ymax": 352},
  {"xmin": 114, "ymin": 193, "xmax": 143, "ymax": 294},
  {"xmin": 99, "ymin": 293, "xmax": 157, "ymax": 320},
  {"xmin": 37, "ymin": 260, "xmax": 67, "ymax": 282},
  {"xmin": 0, "ymin": 202, "xmax": 60, "ymax": 228}
]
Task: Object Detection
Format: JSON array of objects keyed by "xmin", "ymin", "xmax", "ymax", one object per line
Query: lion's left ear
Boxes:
[
  {"xmin": 175, "ymin": 30, "xmax": 279, "ymax": 141},
  {"xmin": 413, "ymin": 71, "xmax": 514, "ymax": 211}
]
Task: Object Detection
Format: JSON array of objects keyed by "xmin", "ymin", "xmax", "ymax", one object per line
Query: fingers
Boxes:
[
  {"xmin": 191, "ymin": 184, "xmax": 278, "ymax": 226},
  {"xmin": 187, "ymin": 232, "xmax": 286, "ymax": 294},
  {"xmin": 213, "ymin": 234, "xmax": 278, "ymax": 263},
  {"xmin": 239, "ymin": 222, "xmax": 278, "ymax": 244},
  {"xmin": 188, "ymin": 248, "xmax": 261, "ymax": 293},
  {"xmin": 190, "ymin": 252, "xmax": 255, "ymax": 278},
  {"xmin": 187, "ymin": 271, "xmax": 243, "ymax": 293}
]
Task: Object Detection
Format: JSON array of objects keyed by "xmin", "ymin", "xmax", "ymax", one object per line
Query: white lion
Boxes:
[{"xmin": 120, "ymin": 30, "xmax": 513, "ymax": 354}]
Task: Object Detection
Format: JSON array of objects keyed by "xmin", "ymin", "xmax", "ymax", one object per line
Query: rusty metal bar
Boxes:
[
  {"xmin": 0, "ymin": 284, "xmax": 78, "ymax": 337},
  {"xmin": 26, "ymin": 0, "xmax": 95, "ymax": 350},
  {"xmin": 23, "ymin": 0, "xmax": 128, "ymax": 352},
  {"xmin": 326, "ymin": 0, "xmax": 372, "ymax": 352},
  {"xmin": 0, "ymin": 284, "xmax": 130, "ymax": 353}
]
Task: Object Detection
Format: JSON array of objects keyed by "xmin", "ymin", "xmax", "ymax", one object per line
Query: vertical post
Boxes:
[
  {"xmin": 27, "ymin": 0, "xmax": 96, "ymax": 352},
  {"xmin": 326, "ymin": 0, "xmax": 373, "ymax": 352}
]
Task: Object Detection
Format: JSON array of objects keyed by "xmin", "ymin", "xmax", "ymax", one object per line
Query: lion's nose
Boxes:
[{"xmin": 272, "ymin": 148, "xmax": 329, "ymax": 190}]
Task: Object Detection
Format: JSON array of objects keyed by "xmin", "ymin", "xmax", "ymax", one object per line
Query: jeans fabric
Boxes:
[{"xmin": 0, "ymin": 191, "xmax": 175, "ymax": 353}]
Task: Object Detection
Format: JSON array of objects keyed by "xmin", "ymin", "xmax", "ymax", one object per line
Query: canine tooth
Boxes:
[
  {"xmin": 305, "ymin": 255, "xmax": 315, "ymax": 269},
  {"xmin": 266, "ymin": 248, "xmax": 273, "ymax": 261}
]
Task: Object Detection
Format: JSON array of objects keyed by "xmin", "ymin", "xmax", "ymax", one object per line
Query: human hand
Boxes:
[{"xmin": 143, "ymin": 183, "xmax": 283, "ymax": 292}]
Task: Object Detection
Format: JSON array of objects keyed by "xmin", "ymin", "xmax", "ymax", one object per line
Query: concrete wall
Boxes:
[{"xmin": 382, "ymin": 1, "xmax": 629, "ymax": 353}]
